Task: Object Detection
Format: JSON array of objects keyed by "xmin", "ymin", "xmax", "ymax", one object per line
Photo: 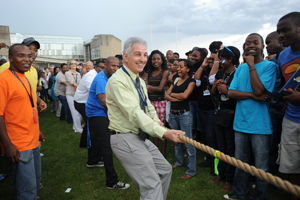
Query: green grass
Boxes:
[{"xmin": 0, "ymin": 105, "xmax": 290, "ymax": 199}]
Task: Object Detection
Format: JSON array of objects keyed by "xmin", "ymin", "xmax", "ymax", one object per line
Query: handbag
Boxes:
[{"xmin": 214, "ymin": 110, "xmax": 234, "ymax": 127}]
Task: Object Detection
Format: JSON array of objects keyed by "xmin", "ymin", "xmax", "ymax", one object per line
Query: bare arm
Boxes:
[
  {"xmin": 228, "ymin": 89, "xmax": 271, "ymax": 101},
  {"xmin": 170, "ymin": 82, "xmax": 196, "ymax": 100},
  {"xmin": 0, "ymin": 116, "xmax": 19, "ymax": 163},
  {"xmin": 211, "ymin": 78, "xmax": 221, "ymax": 96},
  {"xmin": 97, "ymin": 93, "xmax": 107, "ymax": 109},
  {"xmin": 194, "ymin": 66, "xmax": 204, "ymax": 80},
  {"xmin": 246, "ymin": 55, "xmax": 266, "ymax": 96},
  {"xmin": 165, "ymin": 85, "xmax": 180, "ymax": 102},
  {"xmin": 209, "ymin": 53, "xmax": 220, "ymax": 76},
  {"xmin": 148, "ymin": 70, "xmax": 169, "ymax": 92}
]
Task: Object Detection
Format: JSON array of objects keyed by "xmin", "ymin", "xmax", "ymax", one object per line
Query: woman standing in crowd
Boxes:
[
  {"xmin": 211, "ymin": 46, "xmax": 240, "ymax": 192},
  {"xmin": 194, "ymin": 48, "xmax": 218, "ymax": 176},
  {"xmin": 65, "ymin": 60, "xmax": 83, "ymax": 133},
  {"xmin": 51, "ymin": 66, "xmax": 61, "ymax": 117},
  {"xmin": 190, "ymin": 48, "xmax": 208, "ymax": 140},
  {"xmin": 145, "ymin": 50, "xmax": 169, "ymax": 157},
  {"xmin": 165, "ymin": 59, "xmax": 197, "ymax": 179}
]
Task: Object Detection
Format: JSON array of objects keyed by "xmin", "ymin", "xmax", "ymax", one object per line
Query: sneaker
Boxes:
[
  {"xmin": 40, "ymin": 153, "xmax": 44, "ymax": 157},
  {"xmin": 223, "ymin": 193, "xmax": 238, "ymax": 199},
  {"xmin": 252, "ymin": 184, "xmax": 255, "ymax": 189},
  {"xmin": 107, "ymin": 181, "xmax": 130, "ymax": 190},
  {"xmin": 86, "ymin": 161, "xmax": 104, "ymax": 168}
]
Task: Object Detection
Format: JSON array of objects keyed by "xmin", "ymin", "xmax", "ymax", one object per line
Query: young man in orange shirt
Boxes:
[{"xmin": 0, "ymin": 44, "xmax": 41, "ymax": 200}]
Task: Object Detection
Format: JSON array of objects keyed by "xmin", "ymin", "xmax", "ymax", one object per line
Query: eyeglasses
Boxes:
[
  {"xmin": 70, "ymin": 63, "xmax": 77, "ymax": 65},
  {"xmin": 223, "ymin": 46, "xmax": 235, "ymax": 57}
]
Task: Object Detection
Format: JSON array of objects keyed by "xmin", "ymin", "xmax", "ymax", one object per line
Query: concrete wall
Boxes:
[{"xmin": 0, "ymin": 26, "xmax": 11, "ymax": 59}]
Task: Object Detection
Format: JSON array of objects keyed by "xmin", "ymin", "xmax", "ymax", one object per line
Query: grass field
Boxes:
[{"xmin": 0, "ymin": 105, "xmax": 290, "ymax": 199}]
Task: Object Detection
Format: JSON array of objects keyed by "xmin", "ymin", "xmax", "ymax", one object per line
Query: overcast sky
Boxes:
[{"xmin": 1, "ymin": 0, "xmax": 297, "ymax": 58}]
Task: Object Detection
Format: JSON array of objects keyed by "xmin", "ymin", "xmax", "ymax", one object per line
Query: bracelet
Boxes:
[
  {"xmin": 147, "ymin": 85, "xmax": 151, "ymax": 90},
  {"xmin": 200, "ymin": 66, "xmax": 203, "ymax": 69},
  {"xmin": 249, "ymin": 69, "xmax": 256, "ymax": 72},
  {"xmin": 214, "ymin": 61, "xmax": 220, "ymax": 63}
]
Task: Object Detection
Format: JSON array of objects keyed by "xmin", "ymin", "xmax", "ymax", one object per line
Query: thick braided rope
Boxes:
[{"xmin": 178, "ymin": 134, "xmax": 300, "ymax": 198}]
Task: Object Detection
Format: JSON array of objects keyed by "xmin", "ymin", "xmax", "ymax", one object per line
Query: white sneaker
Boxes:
[{"xmin": 107, "ymin": 181, "xmax": 130, "ymax": 190}]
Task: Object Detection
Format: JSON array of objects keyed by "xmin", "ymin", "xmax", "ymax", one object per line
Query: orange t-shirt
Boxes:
[{"xmin": 0, "ymin": 69, "xmax": 39, "ymax": 153}]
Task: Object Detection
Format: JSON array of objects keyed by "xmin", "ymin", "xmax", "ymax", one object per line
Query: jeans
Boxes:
[
  {"xmin": 168, "ymin": 111, "xmax": 197, "ymax": 176},
  {"xmin": 233, "ymin": 131, "xmax": 269, "ymax": 200},
  {"xmin": 189, "ymin": 101, "xmax": 201, "ymax": 131},
  {"xmin": 269, "ymin": 108, "xmax": 284, "ymax": 175},
  {"xmin": 198, "ymin": 109, "xmax": 217, "ymax": 168},
  {"xmin": 10, "ymin": 147, "xmax": 41, "ymax": 200},
  {"xmin": 58, "ymin": 95, "xmax": 73, "ymax": 123},
  {"xmin": 214, "ymin": 121, "xmax": 235, "ymax": 182}
]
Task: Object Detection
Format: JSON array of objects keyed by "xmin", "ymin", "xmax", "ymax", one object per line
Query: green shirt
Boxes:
[{"xmin": 106, "ymin": 65, "xmax": 166, "ymax": 139}]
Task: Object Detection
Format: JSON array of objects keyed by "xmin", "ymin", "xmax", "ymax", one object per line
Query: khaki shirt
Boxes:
[{"xmin": 106, "ymin": 65, "xmax": 166, "ymax": 139}]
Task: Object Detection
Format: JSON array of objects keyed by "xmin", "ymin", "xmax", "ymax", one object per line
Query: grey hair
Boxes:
[{"xmin": 123, "ymin": 37, "xmax": 147, "ymax": 56}]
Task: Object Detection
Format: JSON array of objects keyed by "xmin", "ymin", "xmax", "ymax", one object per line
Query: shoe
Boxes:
[
  {"xmin": 40, "ymin": 153, "xmax": 44, "ymax": 157},
  {"xmin": 107, "ymin": 181, "xmax": 130, "ymax": 190},
  {"xmin": 252, "ymin": 184, "xmax": 255, "ymax": 189},
  {"xmin": 181, "ymin": 174, "xmax": 192, "ymax": 179},
  {"xmin": 223, "ymin": 193, "xmax": 238, "ymax": 199},
  {"xmin": 86, "ymin": 161, "xmax": 104, "ymax": 168},
  {"xmin": 172, "ymin": 164, "xmax": 178, "ymax": 168},
  {"xmin": 198, "ymin": 161, "xmax": 210, "ymax": 168},
  {"xmin": 222, "ymin": 182, "xmax": 232, "ymax": 192},
  {"xmin": 211, "ymin": 176, "xmax": 223, "ymax": 183}
]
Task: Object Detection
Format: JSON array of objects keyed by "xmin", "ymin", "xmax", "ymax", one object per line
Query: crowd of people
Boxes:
[{"xmin": 0, "ymin": 11, "xmax": 300, "ymax": 200}]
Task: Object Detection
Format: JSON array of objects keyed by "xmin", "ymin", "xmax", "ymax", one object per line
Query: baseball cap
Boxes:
[{"xmin": 21, "ymin": 37, "xmax": 40, "ymax": 49}]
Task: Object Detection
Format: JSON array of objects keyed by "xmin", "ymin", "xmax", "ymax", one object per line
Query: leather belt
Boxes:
[{"xmin": 170, "ymin": 108, "xmax": 190, "ymax": 115}]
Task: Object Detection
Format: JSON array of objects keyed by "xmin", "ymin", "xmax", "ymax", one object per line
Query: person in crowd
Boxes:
[
  {"xmin": 96, "ymin": 60, "xmax": 105, "ymax": 72},
  {"xmin": 209, "ymin": 41, "xmax": 224, "ymax": 84},
  {"xmin": 115, "ymin": 54, "xmax": 123, "ymax": 68},
  {"xmin": 51, "ymin": 66, "xmax": 61, "ymax": 117},
  {"xmin": 173, "ymin": 52, "xmax": 180, "ymax": 59},
  {"xmin": 145, "ymin": 50, "xmax": 169, "ymax": 157},
  {"xmin": 210, "ymin": 46, "xmax": 240, "ymax": 192},
  {"xmin": 81, "ymin": 68, "xmax": 87, "ymax": 77},
  {"xmin": 190, "ymin": 48, "xmax": 208, "ymax": 142},
  {"xmin": 166, "ymin": 50, "xmax": 174, "ymax": 61},
  {"xmin": 276, "ymin": 12, "xmax": 300, "ymax": 200},
  {"xmin": 194, "ymin": 48, "xmax": 218, "ymax": 176},
  {"xmin": 74, "ymin": 60, "xmax": 99, "ymax": 148},
  {"xmin": 264, "ymin": 31, "xmax": 285, "ymax": 178},
  {"xmin": 165, "ymin": 58, "xmax": 177, "ymax": 124},
  {"xmin": 85, "ymin": 56, "xmax": 130, "ymax": 189},
  {"xmin": 54, "ymin": 63, "xmax": 73, "ymax": 124},
  {"xmin": 0, "ymin": 44, "xmax": 41, "ymax": 200},
  {"xmin": 185, "ymin": 50, "xmax": 192, "ymax": 60},
  {"xmin": 0, "ymin": 58, "xmax": 6, "ymax": 66},
  {"xmin": 106, "ymin": 37, "xmax": 184, "ymax": 200},
  {"xmin": 165, "ymin": 59, "xmax": 197, "ymax": 179},
  {"xmin": 65, "ymin": 60, "xmax": 82, "ymax": 133},
  {"xmin": 78, "ymin": 63, "xmax": 83, "ymax": 74},
  {"xmin": 223, "ymin": 33, "xmax": 277, "ymax": 200},
  {"xmin": 48, "ymin": 66, "xmax": 56, "ymax": 113},
  {"xmin": 40, "ymin": 70, "xmax": 48, "ymax": 102},
  {"xmin": 85, "ymin": 61, "xmax": 94, "ymax": 72}
]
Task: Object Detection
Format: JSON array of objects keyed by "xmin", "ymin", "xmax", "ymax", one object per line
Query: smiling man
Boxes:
[
  {"xmin": 0, "ymin": 44, "xmax": 41, "ymax": 200},
  {"xmin": 106, "ymin": 37, "xmax": 185, "ymax": 200}
]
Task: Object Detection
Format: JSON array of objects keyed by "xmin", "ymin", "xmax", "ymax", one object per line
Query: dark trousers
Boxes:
[
  {"xmin": 214, "ymin": 121, "xmax": 235, "ymax": 182},
  {"xmin": 269, "ymin": 108, "xmax": 284, "ymax": 175},
  {"xmin": 58, "ymin": 95, "xmax": 73, "ymax": 123},
  {"xmin": 74, "ymin": 101, "xmax": 87, "ymax": 148},
  {"xmin": 88, "ymin": 117, "xmax": 118, "ymax": 186}
]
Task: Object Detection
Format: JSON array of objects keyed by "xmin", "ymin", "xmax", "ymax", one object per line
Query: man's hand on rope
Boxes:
[{"xmin": 163, "ymin": 130, "xmax": 185, "ymax": 143}]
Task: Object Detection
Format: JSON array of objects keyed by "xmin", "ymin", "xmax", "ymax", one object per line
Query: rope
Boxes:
[{"xmin": 177, "ymin": 134, "xmax": 300, "ymax": 198}]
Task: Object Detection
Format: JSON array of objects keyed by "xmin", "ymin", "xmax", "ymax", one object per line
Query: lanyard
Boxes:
[
  {"xmin": 9, "ymin": 68, "xmax": 35, "ymax": 108},
  {"xmin": 122, "ymin": 66, "xmax": 150, "ymax": 113},
  {"xmin": 72, "ymin": 72, "xmax": 77, "ymax": 83},
  {"xmin": 222, "ymin": 68, "xmax": 236, "ymax": 85}
]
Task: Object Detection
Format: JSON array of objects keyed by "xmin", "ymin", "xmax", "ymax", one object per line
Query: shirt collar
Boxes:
[{"xmin": 123, "ymin": 64, "xmax": 138, "ymax": 80}]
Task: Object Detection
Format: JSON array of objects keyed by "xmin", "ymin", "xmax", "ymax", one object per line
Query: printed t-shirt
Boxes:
[
  {"xmin": 86, "ymin": 70, "xmax": 108, "ymax": 118},
  {"xmin": 278, "ymin": 46, "xmax": 300, "ymax": 123},
  {"xmin": 0, "ymin": 69, "xmax": 40, "ymax": 153},
  {"xmin": 229, "ymin": 60, "xmax": 277, "ymax": 134},
  {"xmin": 198, "ymin": 66, "xmax": 215, "ymax": 110},
  {"xmin": 0, "ymin": 62, "xmax": 38, "ymax": 101},
  {"xmin": 171, "ymin": 77, "xmax": 195, "ymax": 110}
]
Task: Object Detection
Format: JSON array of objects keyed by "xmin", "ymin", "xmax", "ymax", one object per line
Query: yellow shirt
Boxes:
[
  {"xmin": 106, "ymin": 65, "xmax": 166, "ymax": 139},
  {"xmin": 0, "ymin": 62, "xmax": 38, "ymax": 100}
]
